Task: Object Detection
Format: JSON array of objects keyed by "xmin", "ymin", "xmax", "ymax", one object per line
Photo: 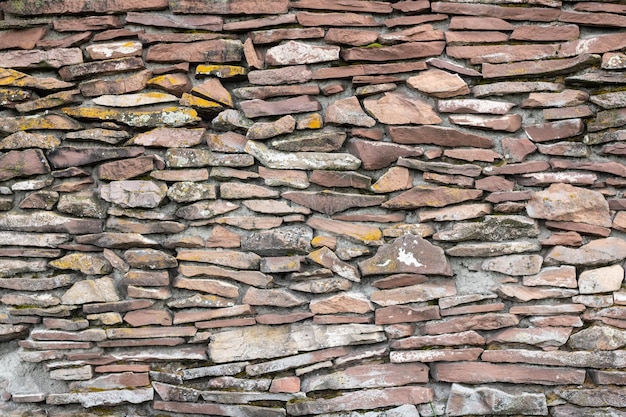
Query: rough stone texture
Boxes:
[{"xmin": 0, "ymin": 3, "xmax": 625, "ymax": 417}]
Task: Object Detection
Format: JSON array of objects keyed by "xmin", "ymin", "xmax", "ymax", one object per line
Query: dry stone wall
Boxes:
[{"xmin": 1, "ymin": 0, "xmax": 626, "ymax": 415}]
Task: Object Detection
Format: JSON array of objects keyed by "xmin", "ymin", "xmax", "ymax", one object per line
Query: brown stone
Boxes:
[
  {"xmin": 325, "ymin": 96, "xmax": 375, "ymax": 127},
  {"xmin": 375, "ymin": 305, "xmax": 440, "ymax": 325},
  {"xmin": 448, "ymin": 44, "xmax": 559, "ymax": 64},
  {"xmin": 248, "ymin": 65, "xmax": 312, "ymax": 85},
  {"xmin": 125, "ymin": 12, "xmax": 221, "ymax": 30},
  {"xmin": 382, "ymin": 186, "xmax": 482, "ymax": 210},
  {"xmin": 543, "ymin": 105, "xmax": 594, "ymax": 121},
  {"xmin": 473, "ymin": 81, "xmax": 563, "ymax": 97},
  {"xmin": 389, "ymin": 125, "xmax": 493, "ymax": 148},
  {"xmin": 432, "ymin": 2, "xmax": 560, "ymax": 20},
  {"xmin": 363, "ymin": 92, "xmax": 441, "ymax": 125},
  {"xmin": 522, "ymin": 89, "xmax": 589, "ymax": 108},
  {"xmin": 297, "ymin": 11, "xmax": 379, "ymax": 27},
  {"xmin": 433, "ymin": 362, "xmax": 585, "ymax": 385},
  {"xmin": 384, "ymin": 14, "xmax": 448, "ymax": 28},
  {"xmin": 527, "ymin": 183, "xmax": 610, "ymax": 227},
  {"xmin": 559, "ymin": 32, "xmax": 626, "ymax": 59},
  {"xmin": 512, "ymin": 24, "xmax": 579, "ymax": 42},
  {"xmin": 325, "ymin": 28, "xmax": 379, "ymax": 46},
  {"xmin": 342, "ymin": 41, "xmax": 445, "ymax": 62},
  {"xmin": 0, "ymin": 26, "xmax": 48, "ymax": 50},
  {"xmin": 313, "ymin": 61, "xmax": 427, "ymax": 80},
  {"xmin": 524, "ymin": 119, "xmax": 584, "ymax": 143},
  {"xmin": 448, "ymin": 16, "xmax": 513, "ymax": 30},
  {"xmin": 445, "ymin": 30, "xmax": 509, "ymax": 45},
  {"xmin": 170, "ymin": 0, "xmax": 287, "ymax": 13},
  {"xmin": 399, "ymin": 158, "xmax": 482, "ymax": 178},
  {"xmin": 407, "ymin": 69, "xmax": 469, "ymax": 98},
  {"xmin": 483, "ymin": 161, "xmax": 550, "ymax": 176},
  {"xmin": 240, "ymin": 95, "xmax": 320, "ymax": 118},
  {"xmin": 287, "ymin": 387, "xmax": 433, "ymax": 416},
  {"xmin": 282, "ymin": 191, "xmax": 384, "ymax": 216},
  {"xmin": 449, "ymin": 114, "xmax": 521, "ymax": 132},
  {"xmin": 146, "ymin": 40, "xmax": 242, "ymax": 63},
  {"xmin": 390, "ymin": 331, "xmax": 485, "ymax": 349},
  {"xmin": 483, "ymin": 54, "xmax": 600, "ymax": 79},
  {"xmin": 346, "ymin": 138, "xmax": 422, "ymax": 171}
]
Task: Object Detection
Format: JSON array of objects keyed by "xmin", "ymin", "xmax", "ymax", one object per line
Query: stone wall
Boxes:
[{"xmin": 0, "ymin": 0, "xmax": 626, "ymax": 416}]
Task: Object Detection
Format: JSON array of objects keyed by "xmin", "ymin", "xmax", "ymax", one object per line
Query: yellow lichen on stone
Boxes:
[
  {"xmin": 179, "ymin": 93, "xmax": 224, "ymax": 111},
  {"xmin": 196, "ymin": 64, "xmax": 248, "ymax": 78}
]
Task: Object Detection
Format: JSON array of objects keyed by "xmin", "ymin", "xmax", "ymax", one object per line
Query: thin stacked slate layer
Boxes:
[{"xmin": 0, "ymin": 0, "xmax": 626, "ymax": 416}]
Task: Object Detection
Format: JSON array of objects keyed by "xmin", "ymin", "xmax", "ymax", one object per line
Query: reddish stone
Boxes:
[
  {"xmin": 146, "ymin": 40, "xmax": 242, "ymax": 63},
  {"xmin": 449, "ymin": 16, "xmax": 514, "ymax": 30},
  {"xmin": 559, "ymin": 10, "xmax": 626, "ymax": 27},
  {"xmin": 325, "ymin": 28, "xmax": 378, "ymax": 46},
  {"xmin": 0, "ymin": 149, "xmax": 50, "ymax": 181},
  {"xmin": 399, "ymin": 158, "xmax": 482, "ymax": 177},
  {"xmin": 297, "ymin": 11, "xmax": 380, "ymax": 27},
  {"xmin": 0, "ymin": 26, "xmax": 48, "ymax": 50},
  {"xmin": 251, "ymin": 27, "xmax": 324, "ymax": 44},
  {"xmin": 433, "ymin": 362, "xmax": 585, "ymax": 385},
  {"xmin": 432, "ymin": 2, "xmax": 560, "ymax": 21},
  {"xmin": 223, "ymin": 14, "xmax": 296, "ymax": 31},
  {"xmin": 342, "ymin": 41, "xmax": 445, "ymax": 62},
  {"xmin": 446, "ymin": 30, "xmax": 509, "ymax": 45},
  {"xmin": 447, "ymin": 44, "xmax": 559, "ymax": 64},
  {"xmin": 282, "ymin": 191, "xmax": 384, "ymax": 216},
  {"xmin": 375, "ymin": 305, "xmax": 440, "ymax": 325},
  {"xmin": 313, "ymin": 61, "xmax": 427, "ymax": 80},
  {"xmin": 170, "ymin": 0, "xmax": 287, "ymax": 14},
  {"xmin": 384, "ymin": 14, "xmax": 448, "ymax": 28},
  {"xmin": 125, "ymin": 12, "xmax": 221, "ymax": 30},
  {"xmin": 391, "ymin": 331, "xmax": 485, "ymax": 349},
  {"xmin": 286, "ymin": 387, "xmax": 433, "ymax": 415},
  {"xmin": 3, "ymin": 0, "xmax": 167, "ymax": 14},
  {"xmin": 512, "ymin": 24, "xmax": 579, "ymax": 41},
  {"xmin": 389, "ymin": 125, "xmax": 493, "ymax": 148},
  {"xmin": 483, "ymin": 54, "xmax": 599, "ymax": 79},
  {"xmin": 240, "ymin": 95, "xmax": 320, "ymax": 118},
  {"xmin": 382, "ymin": 186, "xmax": 482, "ymax": 210},
  {"xmin": 309, "ymin": 170, "xmax": 371, "ymax": 189},
  {"xmin": 53, "ymin": 15, "xmax": 122, "ymax": 32},
  {"xmin": 524, "ymin": 119, "xmax": 584, "ymax": 143},
  {"xmin": 559, "ymin": 32, "xmax": 626, "ymax": 58},
  {"xmin": 80, "ymin": 70, "xmax": 151, "ymax": 97}
]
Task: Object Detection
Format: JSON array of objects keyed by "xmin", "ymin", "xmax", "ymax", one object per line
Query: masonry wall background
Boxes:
[{"xmin": 1, "ymin": 0, "xmax": 626, "ymax": 416}]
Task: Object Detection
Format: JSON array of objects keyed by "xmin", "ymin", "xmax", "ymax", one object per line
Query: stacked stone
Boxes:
[{"xmin": 1, "ymin": 0, "xmax": 626, "ymax": 416}]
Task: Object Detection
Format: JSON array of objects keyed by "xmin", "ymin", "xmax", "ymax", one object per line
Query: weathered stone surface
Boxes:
[
  {"xmin": 63, "ymin": 106, "xmax": 200, "ymax": 128},
  {"xmin": 266, "ymin": 41, "xmax": 339, "ymax": 66},
  {"xmin": 483, "ymin": 54, "xmax": 600, "ymax": 79},
  {"xmin": 363, "ymin": 92, "xmax": 441, "ymax": 125},
  {"xmin": 389, "ymin": 125, "xmax": 493, "ymax": 148},
  {"xmin": 407, "ymin": 69, "xmax": 469, "ymax": 98},
  {"xmin": 325, "ymin": 96, "xmax": 376, "ymax": 127},
  {"xmin": 245, "ymin": 140, "xmax": 360, "ymax": 171},
  {"xmin": 100, "ymin": 181, "xmax": 167, "ymax": 208},
  {"xmin": 527, "ymin": 183, "xmax": 611, "ymax": 227},
  {"xmin": 282, "ymin": 191, "xmax": 384, "ymax": 216},
  {"xmin": 0, "ymin": 48, "xmax": 83, "ymax": 69},
  {"xmin": 146, "ymin": 73, "xmax": 192, "ymax": 97},
  {"xmin": 482, "ymin": 254, "xmax": 542, "ymax": 276},
  {"xmin": 446, "ymin": 384, "xmax": 547, "ymax": 417},
  {"xmin": 346, "ymin": 139, "xmax": 422, "ymax": 171},
  {"xmin": 170, "ymin": 0, "xmax": 287, "ymax": 14},
  {"xmin": 579, "ymin": 264, "xmax": 624, "ymax": 294},
  {"xmin": 524, "ymin": 266, "xmax": 578, "ymax": 288},
  {"xmin": 146, "ymin": 40, "xmax": 242, "ymax": 63},
  {"xmin": 371, "ymin": 280, "xmax": 456, "ymax": 307},
  {"xmin": 0, "ymin": 114, "xmax": 82, "ymax": 133},
  {"xmin": 209, "ymin": 323, "xmax": 384, "ymax": 363},
  {"xmin": 46, "ymin": 146, "xmax": 143, "ymax": 169},
  {"xmin": 399, "ymin": 158, "xmax": 482, "ymax": 178},
  {"xmin": 569, "ymin": 325, "xmax": 626, "ymax": 350},
  {"xmin": 50, "ymin": 253, "xmax": 112, "ymax": 275},
  {"xmin": 241, "ymin": 95, "xmax": 320, "ymax": 118},
  {"xmin": 359, "ymin": 235, "xmax": 451, "ymax": 276},
  {"xmin": 434, "ymin": 215, "xmax": 538, "ymax": 242},
  {"xmin": 448, "ymin": 241, "xmax": 541, "ymax": 258},
  {"xmin": 47, "ymin": 388, "xmax": 153, "ymax": 408},
  {"xmin": 449, "ymin": 114, "xmax": 522, "ymax": 133},
  {"xmin": 524, "ymin": 119, "xmax": 585, "ymax": 143},
  {"xmin": 433, "ymin": 362, "xmax": 585, "ymax": 385},
  {"xmin": 448, "ymin": 44, "xmax": 560, "ymax": 64},
  {"xmin": 287, "ymin": 387, "xmax": 433, "ymax": 416},
  {"xmin": 342, "ymin": 41, "xmax": 445, "ymax": 62},
  {"xmin": 80, "ymin": 70, "xmax": 151, "ymax": 97},
  {"xmin": 383, "ymin": 186, "xmax": 482, "ymax": 210}
]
